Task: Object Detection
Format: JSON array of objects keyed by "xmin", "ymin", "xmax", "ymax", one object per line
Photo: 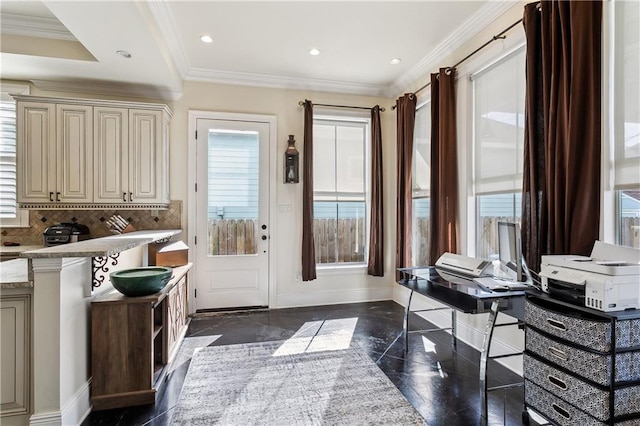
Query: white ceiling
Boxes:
[{"xmin": 0, "ymin": 1, "xmax": 517, "ymax": 100}]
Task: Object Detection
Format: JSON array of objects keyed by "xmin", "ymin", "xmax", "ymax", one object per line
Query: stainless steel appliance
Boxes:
[{"xmin": 43, "ymin": 223, "xmax": 91, "ymax": 246}]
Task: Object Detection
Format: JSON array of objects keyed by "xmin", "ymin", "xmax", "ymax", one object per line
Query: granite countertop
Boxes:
[
  {"xmin": 0, "ymin": 245, "xmax": 44, "ymax": 256},
  {"xmin": 0, "ymin": 258, "xmax": 32, "ymax": 288},
  {"xmin": 20, "ymin": 230, "xmax": 182, "ymax": 259}
]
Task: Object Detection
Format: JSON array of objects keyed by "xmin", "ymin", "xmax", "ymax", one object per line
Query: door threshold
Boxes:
[{"xmin": 192, "ymin": 306, "xmax": 269, "ymax": 317}]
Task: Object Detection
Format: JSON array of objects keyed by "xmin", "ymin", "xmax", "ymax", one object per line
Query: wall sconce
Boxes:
[{"xmin": 284, "ymin": 135, "xmax": 299, "ymax": 184}]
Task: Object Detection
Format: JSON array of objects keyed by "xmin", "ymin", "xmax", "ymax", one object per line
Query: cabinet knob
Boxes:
[{"xmin": 261, "ymin": 235, "xmax": 267, "ymax": 240}]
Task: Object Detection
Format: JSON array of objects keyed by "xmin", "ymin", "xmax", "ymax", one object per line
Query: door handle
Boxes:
[
  {"xmin": 123, "ymin": 192, "xmax": 127, "ymax": 202},
  {"xmin": 129, "ymin": 192, "xmax": 133, "ymax": 202},
  {"xmin": 261, "ymin": 224, "xmax": 267, "ymax": 230},
  {"xmin": 56, "ymin": 192, "xmax": 60, "ymax": 202},
  {"xmin": 261, "ymin": 235, "xmax": 267, "ymax": 241},
  {"xmin": 50, "ymin": 192, "xmax": 54, "ymax": 202}
]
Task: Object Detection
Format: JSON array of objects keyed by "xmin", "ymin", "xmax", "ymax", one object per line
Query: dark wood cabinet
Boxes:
[{"xmin": 90, "ymin": 263, "xmax": 191, "ymax": 411}]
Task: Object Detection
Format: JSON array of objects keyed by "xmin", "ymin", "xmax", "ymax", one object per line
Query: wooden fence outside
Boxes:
[
  {"xmin": 208, "ymin": 219, "xmax": 258, "ymax": 255},
  {"xmin": 621, "ymin": 217, "xmax": 640, "ymax": 248},
  {"xmin": 314, "ymin": 218, "xmax": 365, "ymax": 264},
  {"xmin": 207, "ymin": 216, "xmax": 640, "ymax": 257}
]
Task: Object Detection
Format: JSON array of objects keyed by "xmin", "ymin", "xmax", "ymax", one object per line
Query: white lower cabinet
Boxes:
[{"xmin": 0, "ymin": 293, "xmax": 31, "ymax": 420}]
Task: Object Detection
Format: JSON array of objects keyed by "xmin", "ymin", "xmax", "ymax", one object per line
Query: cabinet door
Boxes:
[
  {"xmin": 166, "ymin": 276, "xmax": 188, "ymax": 361},
  {"xmin": 16, "ymin": 102, "xmax": 55, "ymax": 203},
  {"xmin": 56, "ymin": 104, "xmax": 93, "ymax": 202},
  {"xmin": 129, "ymin": 109, "xmax": 163, "ymax": 203},
  {"xmin": 1, "ymin": 295, "xmax": 30, "ymax": 416},
  {"xmin": 94, "ymin": 107, "xmax": 129, "ymax": 203}
]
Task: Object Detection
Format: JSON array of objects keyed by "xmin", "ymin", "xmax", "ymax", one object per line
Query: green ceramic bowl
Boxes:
[{"xmin": 110, "ymin": 267, "xmax": 173, "ymax": 297}]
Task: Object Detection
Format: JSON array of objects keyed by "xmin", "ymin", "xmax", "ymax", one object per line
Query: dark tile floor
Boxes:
[{"xmin": 83, "ymin": 301, "xmax": 534, "ymax": 425}]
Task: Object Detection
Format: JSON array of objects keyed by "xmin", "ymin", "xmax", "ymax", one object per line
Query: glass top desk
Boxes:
[{"xmin": 397, "ymin": 267, "xmax": 533, "ymax": 424}]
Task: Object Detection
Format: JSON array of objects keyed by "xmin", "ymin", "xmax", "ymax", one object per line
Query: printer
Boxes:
[{"xmin": 540, "ymin": 241, "xmax": 640, "ymax": 312}]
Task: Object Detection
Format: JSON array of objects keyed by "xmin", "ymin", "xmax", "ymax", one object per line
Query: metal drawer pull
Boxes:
[
  {"xmin": 552, "ymin": 403, "xmax": 571, "ymax": 420},
  {"xmin": 548, "ymin": 375, "xmax": 568, "ymax": 390},
  {"xmin": 546, "ymin": 318, "xmax": 567, "ymax": 331},
  {"xmin": 548, "ymin": 346, "xmax": 568, "ymax": 361}
]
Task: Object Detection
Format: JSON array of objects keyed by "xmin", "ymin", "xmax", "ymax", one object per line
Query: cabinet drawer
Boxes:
[
  {"xmin": 525, "ymin": 297, "xmax": 640, "ymax": 352},
  {"xmin": 526, "ymin": 327, "xmax": 640, "ymax": 385},
  {"xmin": 525, "ymin": 380, "xmax": 639, "ymax": 426},
  {"xmin": 524, "ymin": 354, "xmax": 640, "ymax": 421}
]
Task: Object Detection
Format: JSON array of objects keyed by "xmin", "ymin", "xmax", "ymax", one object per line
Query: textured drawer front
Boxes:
[
  {"xmin": 524, "ymin": 354, "xmax": 640, "ymax": 420},
  {"xmin": 526, "ymin": 328, "xmax": 640, "ymax": 385},
  {"xmin": 525, "ymin": 298, "xmax": 640, "ymax": 352},
  {"xmin": 525, "ymin": 380, "xmax": 639, "ymax": 426}
]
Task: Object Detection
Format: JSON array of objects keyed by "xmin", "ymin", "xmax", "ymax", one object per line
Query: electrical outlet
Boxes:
[{"xmin": 295, "ymin": 271, "xmax": 301, "ymax": 281}]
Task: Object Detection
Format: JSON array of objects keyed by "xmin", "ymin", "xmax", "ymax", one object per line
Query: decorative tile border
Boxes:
[{"xmin": 1, "ymin": 201, "xmax": 182, "ymax": 245}]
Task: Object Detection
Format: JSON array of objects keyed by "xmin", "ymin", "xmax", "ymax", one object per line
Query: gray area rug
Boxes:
[{"xmin": 171, "ymin": 340, "xmax": 425, "ymax": 425}]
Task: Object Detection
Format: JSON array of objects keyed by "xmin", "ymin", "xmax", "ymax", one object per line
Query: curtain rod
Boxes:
[
  {"xmin": 392, "ymin": 16, "xmax": 525, "ymax": 110},
  {"xmin": 298, "ymin": 100, "xmax": 385, "ymax": 112}
]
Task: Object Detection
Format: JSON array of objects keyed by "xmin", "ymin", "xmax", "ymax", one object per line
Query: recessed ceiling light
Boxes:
[
  {"xmin": 309, "ymin": 48, "xmax": 320, "ymax": 56},
  {"xmin": 116, "ymin": 50, "xmax": 132, "ymax": 59},
  {"xmin": 390, "ymin": 58, "xmax": 401, "ymax": 65},
  {"xmin": 200, "ymin": 35, "xmax": 213, "ymax": 43}
]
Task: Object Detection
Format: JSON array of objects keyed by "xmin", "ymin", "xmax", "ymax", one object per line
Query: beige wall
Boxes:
[{"xmin": 171, "ymin": 82, "xmax": 398, "ymax": 307}]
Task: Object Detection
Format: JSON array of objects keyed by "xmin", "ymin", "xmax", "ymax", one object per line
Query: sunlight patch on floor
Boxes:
[{"xmin": 273, "ymin": 317, "xmax": 358, "ymax": 356}]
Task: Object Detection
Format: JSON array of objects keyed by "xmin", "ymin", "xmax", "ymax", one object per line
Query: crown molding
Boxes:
[
  {"xmin": 0, "ymin": 13, "xmax": 77, "ymax": 41},
  {"xmin": 145, "ymin": 1, "xmax": 191, "ymax": 80},
  {"xmin": 389, "ymin": 1, "xmax": 518, "ymax": 97},
  {"xmin": 30, "ymin": 79, "xmax": 182, "ymax": 101},
  {"xmin": 185, "ymin": 68, "xmax": 389, "ymax": 97}
]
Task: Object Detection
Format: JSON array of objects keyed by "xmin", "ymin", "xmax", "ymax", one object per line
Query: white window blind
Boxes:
[
  {"xmin": 0, "ymin": 98, "xmax": 18, "ymax": 219},
  {"xmin": 412, "ymin": 103, "xmax": 431, "ymax": 198},
  {"xmin": 0, "ymin": 85, "xmax": 29, "ymax": 226},
  {"xmin": 313, "ymin": 116, "xmax": 368, "ymax": 265},
  {"xmin": 613, "ymin": 0, "xmax": 640, "ymax": 189},
  {"xmin": 472, "ymin": 47, "xmax": 526, "ymax": 195}
]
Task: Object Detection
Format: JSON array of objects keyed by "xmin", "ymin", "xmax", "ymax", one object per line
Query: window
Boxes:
[
  {"xmin": 472, "ymin": 47, "xmax": 526, "ymax": 259},
  {"xmin": 412, "ymin": 102, "xmax": 431, "ymax": 266},
  {"xmin": 613, "ymin": 1, "xmax": 640, "ymax": 248},
  {"xmin": 313, "ymin": 116, "xmax": 368, "ymax": 265},
  {"xmin": 0, "ymin": 85, "xmax": 29, "ymax": 227}
]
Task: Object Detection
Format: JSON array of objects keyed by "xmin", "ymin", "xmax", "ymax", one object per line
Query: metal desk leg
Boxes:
[
  {"xmin": 479, "ymin": 299, "xmax": 501, "ymax": 424},
  {"xmin": 451, "ymin": 310, "xmax": 457, "ymax": 350},
  {"xmin": 403, "ymin": 289, "xmax": 414, "ymax": 353}
]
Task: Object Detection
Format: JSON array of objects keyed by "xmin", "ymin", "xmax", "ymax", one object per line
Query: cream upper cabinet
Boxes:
[
  {"xmin": 17, "ymin": 102, "xmax": 93, "ymax": 204},
  {"xmin": 94, "ymin": 107, "xmax": 169, "ymax": 205},
  {"xmin": 15, "ymin": 95, "xmax": 171, "ymax": 209},
  {"xmin": 94, "ymin": 107, "xmax": 129, "ymax": 203}
]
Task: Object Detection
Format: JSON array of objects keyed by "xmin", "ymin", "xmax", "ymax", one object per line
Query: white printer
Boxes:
[{"xmin": 540, "ymin": 241, "xmax": 640, "ymax": 312}]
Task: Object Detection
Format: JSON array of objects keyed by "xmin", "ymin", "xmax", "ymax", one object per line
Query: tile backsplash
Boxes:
[{"xmin": 1, "ymin": 200, "xmax": 182, "ymax": 245}]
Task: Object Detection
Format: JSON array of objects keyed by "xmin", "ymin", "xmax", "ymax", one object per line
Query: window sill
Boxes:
[{"xmin": 316, "ymin": 264, "xmax": 367, "ymax": 276}]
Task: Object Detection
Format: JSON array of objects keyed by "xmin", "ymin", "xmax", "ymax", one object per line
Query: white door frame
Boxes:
[{"xmin": 187, "ymin": 110, "xmax": 277, "ymax": 311}]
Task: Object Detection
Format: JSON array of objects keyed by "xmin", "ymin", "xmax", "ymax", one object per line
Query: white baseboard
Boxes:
[
  {"xmin": 61, "ymin": 380, "xmax": 91, "ymax": 426},
  {"xmin": 29, "ymin": 411, "xmax": 61, "ymax": 426},
  {"xmin": 393, "ymin": 286, "xmax": 524, "ymax": 376},
  {"xmin": 31, "ymin": 380, "xmax": 91, "ymax": 426},
  {"xmin": 276, "ymin": 287, "xmax": 393, "ymax": 309}
]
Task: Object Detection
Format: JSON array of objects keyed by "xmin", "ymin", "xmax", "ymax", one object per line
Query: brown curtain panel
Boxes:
[
  {"xmin": 301, "ymin": 100, "xmax": 316, "ymax": 281},
  {"xmin": 521, "ymin": 1, "xmax": 602, "ymax": 272},
  {"xmin": 395, "ymin": 94, "xmax": 416, "ymax": 280},
  {"xmin": 368, "ymin": 105, "xmax": 384, "ymax": 276},
  {"xmin": 428, "ymin": 68, "xmax": 459, "ymax": 264}
]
